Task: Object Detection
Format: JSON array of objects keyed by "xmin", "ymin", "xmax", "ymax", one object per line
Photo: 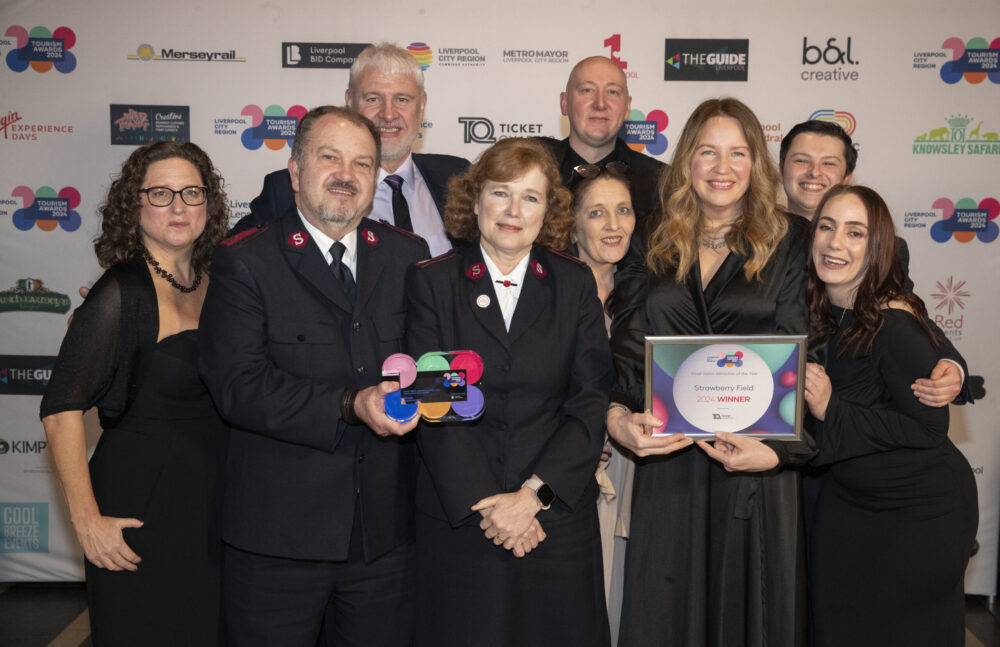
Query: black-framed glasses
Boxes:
[
  {"xmin": 572, "ymin": 161, "xmax": 628, "ymax": 179},
  {"xmin": 139, "ymin": 185, "xmax": 208, "ymax": 207}
]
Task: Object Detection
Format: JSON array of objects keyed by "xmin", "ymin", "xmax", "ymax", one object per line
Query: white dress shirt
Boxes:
[
  {"xmin": 297, "ymin": 210, "xmax": 357, "ymax": 276},
  {"xmin": 481, "ymin": 246, "xmax": 530, "ymax": 331},
  {"xmin": 374, "ymin": 154, "xmax": 451, "ymax": 257}
]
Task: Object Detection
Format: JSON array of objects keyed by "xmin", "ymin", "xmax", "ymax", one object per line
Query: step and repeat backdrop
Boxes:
[{"xmin": 1, "ymin": 0, "xmax": 998, "ymax": 591}]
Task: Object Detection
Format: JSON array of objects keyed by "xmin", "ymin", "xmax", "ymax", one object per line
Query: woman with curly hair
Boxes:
[
  {"xmin": 41, "ymin": 141, "xmax": 230, "ymax": 645},
  {"xmin": 608, "ymin": 98, "xmax": 814, "ymax": 647},
  {"xmin": 406, "ymin": 137, "xmax": 613, "ymax": 647},
  {"xmin": 803, "ymin": 185, "xmax": 977, "ymax": 646}
]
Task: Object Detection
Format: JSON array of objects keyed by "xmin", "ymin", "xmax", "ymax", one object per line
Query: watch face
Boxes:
[{"xmin": 537, "ymin": 483, "xmax": 555, "ymax": 507}]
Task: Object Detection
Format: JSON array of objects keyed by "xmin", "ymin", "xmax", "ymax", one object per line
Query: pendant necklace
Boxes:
[{"xmin": 142, "ymin": 247, "xmax": 202, "ymax": 294}]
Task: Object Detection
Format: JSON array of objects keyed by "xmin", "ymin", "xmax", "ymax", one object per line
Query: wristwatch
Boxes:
[{"xmin": 522, "ymin": 477, "xmax": 555, "ymax": 510}]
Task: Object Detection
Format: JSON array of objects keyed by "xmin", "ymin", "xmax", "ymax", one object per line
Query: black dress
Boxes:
[
  {"xmin": 610, "ymin": 214, "xmax": 814, "ymax": 647},
  {"xmin": 41, "ymin": 263, "xmax": 225, "ymax": 646},
  {"xmin": 808, "ymin": 308, "xmax": 977, "ymax": 647}
]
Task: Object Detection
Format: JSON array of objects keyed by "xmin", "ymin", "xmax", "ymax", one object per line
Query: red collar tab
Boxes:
[
  {"xmin": 361, "ymin": 228, "xmax": 379, "ymax": 246},
  {"xmin": 466, "ymin": 263, "xmax": 486, "ymax": 279},
  {"xmin": 531, "ymin": 260, "xmax": 546, "ymax": 277},
  {"xmin": 287, "ymin": 231, "xmax": 309, "ymax": 248}
]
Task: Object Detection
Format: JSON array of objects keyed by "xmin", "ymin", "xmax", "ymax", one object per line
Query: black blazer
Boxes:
[
  {"xmin": 405, "ymin": 245, "xmax": 612, "ymax": 527},
  {"xmin": 199, "ymin": 209, "xmax": 430, "ymax": 561},
  {"xmin": 232, "ymin": 153, "xmax": 471, "ymax": 234}
]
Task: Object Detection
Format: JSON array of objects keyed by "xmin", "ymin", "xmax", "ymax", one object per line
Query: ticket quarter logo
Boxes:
[
  {"xmin": 906, "ymin": 197, "xmax": 1000, "ymax": 243},
  {"xmin": 406, "ymin": 43, "xmax": 432, "ymax": 70},
  {"xmin": 664, "ymin": 39, "xmax": 749, "ymax": 82},
  {"xmin": 240, "ymin": 104, "xmax": 307, "ymax": 151},
  {"xmin": 620, "ymin": 109, "xmax": 669, "ymax": 156},
  {"xmin": 913, "ymin": 115, "xmax": 999, "ymax": 155},
  {"xmin": 4, "ymin": 26, "xmax": 76, "ymax": 73},
  {"xmin": 939, "ymin": 37, "xmax": 1000, "ymax": 84},
  {"xmin": 808, "ymin": 109, "xmax": 856, "ymax": 136},
  {"xmin": 10, "ymin": 186, "xmax": 81, "ymax": 231}
]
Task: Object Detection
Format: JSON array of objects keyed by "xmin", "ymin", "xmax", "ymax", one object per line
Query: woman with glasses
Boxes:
[{"xmin": 41, "ymin": 141, "xmax": 230, "ymax": 645}]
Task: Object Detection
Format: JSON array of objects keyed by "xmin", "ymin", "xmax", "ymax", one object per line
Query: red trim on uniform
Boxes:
[
  {"xmin": 416, "ymin": 251, "xmax": 457, "ymax": 268},
  {"xmin": 221, "ymin": 224, "xmax": 269, "ymax": 247},
  {"xmin": 547, "ymin": 248, "xmax": 588, "ymax": 266},
  {"xmin": 377, "ymin": 219, "xmax": 425, "ymax": 242}
]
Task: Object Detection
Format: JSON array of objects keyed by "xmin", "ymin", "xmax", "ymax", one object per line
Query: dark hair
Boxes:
[
  {"xmin": 569, "ymin": 163, "xmax": 632, "ymax": 214},
  {"xmin": 94, "ymin": 141, "xmax": 229, "ymax": 273},
  {"xmin": 780, "ymin": 120, "xmax": 858, "ymax": 175},
  {"xmin": 807, "ymin": 184, "xmax": 936, "ymax": 355},
  {"xmin": 444, "ymin": 137, "xmax": 573, "ymax": 250},
  {"xmin": 290, "ymin": 105, "xmax": 381, "ymax": 171}
]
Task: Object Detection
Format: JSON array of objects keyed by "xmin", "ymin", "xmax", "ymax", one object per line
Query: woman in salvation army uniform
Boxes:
[
  {"xmin": 41, "ymin": 142, "xmax": 230, "ymax": 646},
  {"xmin": 606, "ymin": 98, "xmax": 815, "ymax": 647},
  {"xmin": 405, "ymin": 136, "xmax": 613, "ymax": 647}
]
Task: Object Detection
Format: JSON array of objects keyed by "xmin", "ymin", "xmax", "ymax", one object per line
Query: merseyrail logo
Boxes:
[
  {"xmin": 4, "ymin": 25, "xmax": 76, "ymax": 73},
  {"xmin": 913, "ymin": 115, "xmax": 999, "ymax": 156},
  {"xmin": 128, "ymin": 43, "xmax": 246, "ymax": 63}
]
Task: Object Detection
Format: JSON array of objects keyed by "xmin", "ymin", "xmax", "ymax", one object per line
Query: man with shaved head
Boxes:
[{"xmin": 537, "ymin": 55, "xmax": 666, "ymax": 221}]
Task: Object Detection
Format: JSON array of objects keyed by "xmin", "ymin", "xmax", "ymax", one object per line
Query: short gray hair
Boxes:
[{"xmin": 347, "ymin": 42, "xmax": 424, "ymax": 98}]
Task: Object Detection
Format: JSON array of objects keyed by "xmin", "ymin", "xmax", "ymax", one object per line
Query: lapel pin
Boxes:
[{"xmin": 476, "ymin": 294, "xmax": 491, "ymax": 308}]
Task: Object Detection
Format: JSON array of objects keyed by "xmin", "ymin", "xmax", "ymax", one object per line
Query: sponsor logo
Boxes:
[
  {"xmin": 912, "ymin": 115, "xmax": 1000, "ymax": 155},
  {"xmin": 0, "ymin": 356, "xmax": 56, "ymax": 395},
  {"xmin": 604, "ymin": 34, "xmax": 638, "ymax": 78},
  {"xmin": 808, "ymin": 109, "xmax": 856, "ymax": 136},
  {"xmin": 0, "ymin": 438, "xmax": 48, "ymax": 456},
  {"xmin": 0, "ymin": 109, "xmax": 73, "ymax": 141},
  {"xmin": 458, "ymin": 117, "xmax": 547, "ymax": 144},
  {"xmin": 760, "ymin": 121, "xmax": 784, "ymax": 144},
  {"xmin": 502, "ymin": 48, "xmax": 569, "ymax": 64},
  {"xmin": 715, "ymin": 351, "xmax": 744, "ymax": 368},
  {"xmin": 620, "ymin": 109, "xmax": 669, "ymax": 156},
  {"xmin": 930, "ymin": 276, "xmax": 969, "ymax": 341},
  {"xmin": 0, "ymin": 503, "xmax": 48, "ymax": 554},
  {"xmin": 407, "ymin": 42, "xmax": 432, "ymax": 69},
  {"xmin": 8, "ymin": 186, "xmax": 81, "ymax": 232},
  {"xmin": 4, "ymin": 25, "xmax": 76, "ymax": 73},
  {"xmin": 800, "ymin": 36, "xmax": 859, "ymax": 81},
  {"xmin": 407, "ymin": 42, "xmax": 484, "ymax": 68},
  {"xmin": 282, "ymin": 42, "xmax": 370, "ymax": 69},
  {"xmin": 0, "ymin": 279, "xmax": 71, "ymax": 313},
  {"xmin": 939, "ymin": 37, "xmax": 1000, "ymax": 84},
  {"xmin": 903, "ymin": 197, "xmax": 999, "ymax": 243},
  {"xmin": 234, "ymin": 104, "xmax": 307, "ymax": 151},
  {"xmin": 127, "ymin": 43, "xmax": 245, "ymax": 63},
  {"xmin": 664, "ymin": 39, "xmax": 749, "ymax": 82},
  {"xmin": 110, "ymin": 104, "xmax": 190, "ymax": 145}
]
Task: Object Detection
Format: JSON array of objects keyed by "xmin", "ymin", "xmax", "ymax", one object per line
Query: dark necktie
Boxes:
[
  {"xmin": 330, "ymin": 241, "xmax": 356, "ymax": 304},
  {"xmin": 383, "ymin": 174, "xmax": 413, "ymax": 232}
]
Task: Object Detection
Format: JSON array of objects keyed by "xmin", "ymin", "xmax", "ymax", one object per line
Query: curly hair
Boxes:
[
  {"xmin": 94, "ymin": 141, "xmax": 229, "ymax": 272},
  {"xmin": 646, "ymin": 98, "xmax": 786, "ymax": 282},
  {"xmin": 445, "ymin": 137, "xmax": 573, "ymax": 251},
  {"xmin": 807, "ymin": 184, "xmax": 937, "ymax": 356}
]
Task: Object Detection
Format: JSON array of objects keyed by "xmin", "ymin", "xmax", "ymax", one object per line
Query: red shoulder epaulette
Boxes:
[
  {"xmin": 221, "ymin": 223, "xmax": 269, "ymax": 247},
  {"xmin": 377, "ymin": 219, "xmax": 427, "ymax": 242},
  {"xmin": 547, "ymin": 247, "xmax": 588, "ymax": 267},
  {"xmin": 415, "ymin": 250, "xmax": 457, "ymax": 268}
]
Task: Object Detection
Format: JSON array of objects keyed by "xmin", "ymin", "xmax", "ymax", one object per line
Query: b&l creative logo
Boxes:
[
  {"xmin": 458, "ymin": 117, "xmax": 547, "ymax": 144},
  {"xmin": 408, "ymin": 42, "xmax": 484, "ymax": 68},
  {"xmin": 664, "ymin": 39, "xmax": 749, "ymax": 82},
  {"xmin": 9, "ymin": 186, "xmax": 81, "ymax": 232},
  {"xmin": 930, "ymin": 277, "xmax": 970, "ymax": 341},
  {"xmin": 0, "ymin": 109, "xmax": 74, "ymax": 141},
  {"xmin": 283, "ymin": 42, "xmax": 370, "ymax": 69},
  {"xmin": 502, "ymin": 48, "xmax": 569, "ymax": 64},
  {"xmin": 903, "ymin": 197, "xmax": 999, "ymax": 243},
  {"xmin": 913, "ymin": 115, "xmax": 999, "ymax": 156},
  {"xmin": 0, "ymin": 356, "xmax": 56, "ymax": 395},
  {"xmin": 128, "ymin": 43, "xmax": 245, "ymax": 63},
  {"xmin": 939, "ymin": 37, "xmax": 1000, "ymax": 84},
  {"xmin": 4, "ymin": 26, "xmax": 76, "ymax": 73},
  {"xmin": 0, "ymin": 503, "xmax": 48, "ymax": 554},
  {"xmin": 800, "ymin": 36, "xmax": 859, "ymax": 81},
  {"xmin": 0, "ymin": 279, "xmax": 71, "ymax": 313},
  {"xmin": 808, "ymin": 109, "xmax": 856, "ymax": 136},
  {"xmin": 238, "ymin": 104, "xmax": 306, "ymax": 151},
  {"xmin": 620, "ymin": 109, "xmax": 669, "ymax": 156},
  {"xmin": 110, "ymin": 104, "xmax": 190, "ymax": 145}
]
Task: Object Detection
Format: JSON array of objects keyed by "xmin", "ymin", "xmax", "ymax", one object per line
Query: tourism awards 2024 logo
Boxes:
[
  {"xmin": 914, "ymin": 37, "xmax": 999, "ymax": 84},
  {"xmin": 8, "ymin": 186, "xmax": 81, "ymax": 232},
  {"xmin": 912, "ymin": 115, "xmax": 999, "ymax": 156},
  {"xmin": 4, "ymin": 26, "xmax": 76, "ymax": 73},
  {"xmin": 903, "ymin": 197, "xmax": 999, "ymax": 243},
  {"xmin": 620, "ymin": 109, "xmax": 669, "ymax": 156},
  {"xmin": 215, "ymin": 104, "xmax": 306, "ymax": 151}
]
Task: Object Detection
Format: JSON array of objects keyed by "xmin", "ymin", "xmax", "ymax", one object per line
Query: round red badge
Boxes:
[
  {"xmin": 466, "ymin": 263, "xmax": 486, "ymax": 279},
  {"xmin": 362, "ymin": 229, "xmax": 378, "ymax": 245},
  {"xmin": 531, "ymin": 260, "xmax": 546, "ymax": 277},
  {"xmin": 287, "ymin": 231, "xmax": 309, "ymax": 248}
]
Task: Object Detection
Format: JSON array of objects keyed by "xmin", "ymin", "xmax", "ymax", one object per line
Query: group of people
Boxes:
[{"xmin": 39, "ymin": 42, "xmax": 978, "ymax": 647}]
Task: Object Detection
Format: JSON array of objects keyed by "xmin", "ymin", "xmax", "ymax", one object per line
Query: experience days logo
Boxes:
[
  {"xmin": 620, "ymin": 109, "xmax": 669, "ymax": 156},
  {"xmin": 940, "ymin": 37, "xmax": 1000, "ymax": 84},
  {"xmin": 240, "ymin": 104, "xmax": 307, "ymax": 151},
  {"xmin": 10, "ymin": 186, "xmax": 81, "ymax": 231},
  {"xmin": 4, "ymin": 26, "xmax": 76, "ymax": 73}
]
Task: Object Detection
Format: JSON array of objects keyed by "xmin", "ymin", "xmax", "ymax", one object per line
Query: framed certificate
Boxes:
[{"xmin": 644, "ymin": 335, "xmax": 807, "ymax": 440}]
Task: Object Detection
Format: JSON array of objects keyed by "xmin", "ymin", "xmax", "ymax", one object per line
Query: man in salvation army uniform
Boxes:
[{"xmin": 199, "ymin": 105, "xmax": 429, "ymax": 647}]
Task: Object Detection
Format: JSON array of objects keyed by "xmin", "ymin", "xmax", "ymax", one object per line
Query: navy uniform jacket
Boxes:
[
  {"xmin": 199, "ymin": 208, "xmax": 430, "ymax": 562},
  {"xmin": 404, "ymin": 244, "xmax": 611, "ymax": 527},
  {"xmin": 232, "ymin": 153, "xmax": 471, "ymax": 234}
]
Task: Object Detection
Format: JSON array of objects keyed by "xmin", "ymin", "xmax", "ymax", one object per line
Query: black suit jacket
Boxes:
[
  {"xmin": 405, "ymin": 245, "xmax": 611, "ymax": 527},
  {"xmin": 233, "ymin": 153, "xmax": 470, "ymax": 234},
  {"xmin": 199, "ymin": 209, "xmax": 430, "ymax": 562}
]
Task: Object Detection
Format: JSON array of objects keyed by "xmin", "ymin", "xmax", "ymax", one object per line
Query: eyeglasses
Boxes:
[
  {"xmin": 572, "ymin": 161, "xmax": 628, "ymax": 179},
  {"xmin": 139, "ymin": 185, "xmax": 208, "ymax": 207}
]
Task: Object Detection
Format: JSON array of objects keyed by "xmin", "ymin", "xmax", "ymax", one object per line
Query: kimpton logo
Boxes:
[
  {"xmin": 808, "ymin": 109, "xmax": 856, "ymax": 136},
  {"xmin": 240, "ymin": 104, "xmax": 307, "ymax": 151},
  {"xmin": 928, "ymin": 197, "xmax": 999, "ymax": 243},
  {"xmin": 913, "ymin": 115, "xmax": 999, "ymax": 156},
  {"xmin": 620, "ymin": 109, "xmax": 669, "ymax": 156},
  {"xmin": 10, "ymin": 186, "xmax": 81, "ymax": 232},
  {"xmin": 939, "ymin": 36, "xmax": 1000, "ymax": 84},
  {"xmin": 0, "ymin": 279, "xmax": 71, "ymax": 314},
  {"xmin": 4, "ymin": 26, "xmax": 76, "ymax": 73},
  {"xmin": 407, "ymin": 43, "xmax": 432, "ymax": 70}
]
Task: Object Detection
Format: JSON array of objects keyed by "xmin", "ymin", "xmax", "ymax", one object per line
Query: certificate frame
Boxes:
[{"xmin": 644, "ymin": 334, "xmax": 807, "ymax": 440}]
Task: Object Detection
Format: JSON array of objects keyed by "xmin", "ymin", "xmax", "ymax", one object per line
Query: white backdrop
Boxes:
[{"xmin": 1, "ymin": 0, "xmax": 997, "ymax": 593}]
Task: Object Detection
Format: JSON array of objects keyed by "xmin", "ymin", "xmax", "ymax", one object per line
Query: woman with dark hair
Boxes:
[
  {"xmin": 407, "ymin": 137, "xmax": 612, "ymax": 647},
  {"xmin": 607, "ymin": 98, "xmax": 814, "ymax": 647},
  {"xmin": 803, "ymin": 185, "xmax": 977, "ymax": 646},
  {"xmin": 41, "ymin": 141, "xmax": 230, "ymax": 645}
]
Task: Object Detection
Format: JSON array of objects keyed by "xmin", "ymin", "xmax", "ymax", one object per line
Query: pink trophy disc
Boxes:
[{"xmin": 382, "ymin": 353, "xmax": 418, "ymax": 388}]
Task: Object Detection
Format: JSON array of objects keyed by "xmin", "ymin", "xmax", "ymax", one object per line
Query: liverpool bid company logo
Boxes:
[
  {"xmin": 0, "ymin": 279, "xmax": 71, "ymax": 314},
  {"xmin": 110, "ymin": 105, "xmax": 190, "ymax": 145},
  {"xmin": 903, "ymin": 197, "xmax": 999, "ymax": 243},
  {"xmin": 9, "ymin": 186, "xmax": 81, "ymax": 232},
  {"xmin": 664, "ymin": 39, "xmax": 749, "ymax": 82},
  {"xmin": 800, "ymin": 36, "xmax": 859, "ymax": 81},
  {"xmin": 620, "ymin": 109, "xmax": 669, "ymax": 156},
  {"xmin": 283, "ymin": 42, "xmax": 370, "ymax": 69},
  {"xmin": 913, "ymin": 115, "xmax": 999, "ymax": 156},
  {"xmin": 238, "ymin": 105, "xmax": 306, "ymax": 151},
  {"xmin": 4, "ymin": 25, "xmax": 76, "ymax": 73}
]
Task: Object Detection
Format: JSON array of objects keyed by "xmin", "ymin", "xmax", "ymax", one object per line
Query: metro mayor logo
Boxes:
[{"xmin": 128, "ymin": 43, "xmax": 246, "ymax": 62}]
